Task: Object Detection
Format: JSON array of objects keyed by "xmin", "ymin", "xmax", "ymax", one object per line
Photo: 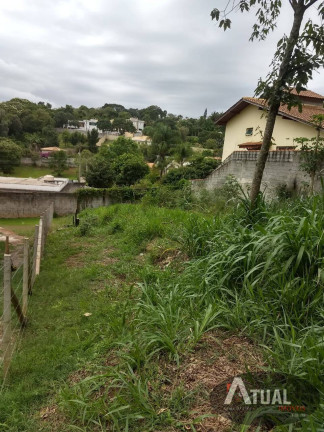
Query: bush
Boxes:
[
  {"xmin": 276, "ymin": 183, "xmax": 293, "ymax": 200},
  {"xmin": 189, "ymin": 156, "xmax": 219, "ymax": 178},
  {"xmin": 221, "ymin": 174, "xmax": 241, "ymax": 201},
  {"xmin": 78, "ymin": 213, "xmax": 99, "ymax": 236},
  {"xmin": 161, "ymin": 168, "xmax": 189, "ymax": 188},
  {"xmin": 142, "ymin": 185, "xmax": 192, "ymax": 209}
]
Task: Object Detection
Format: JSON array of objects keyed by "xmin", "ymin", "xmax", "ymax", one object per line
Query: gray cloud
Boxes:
[{"xmin": 0, "ymin": 0, "xmax": 322, "ymax": 117}]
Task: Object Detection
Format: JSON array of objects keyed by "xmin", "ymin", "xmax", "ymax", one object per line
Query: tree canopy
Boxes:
[
  {"xmin": 0, "ymin": 139, "xmax": 22, "ymax": 174},
  {"xmin": 86, "ymin": 137, "xmax": 149, "ymax": 188}
]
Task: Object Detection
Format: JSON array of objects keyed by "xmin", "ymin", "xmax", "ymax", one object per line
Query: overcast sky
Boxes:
[{"xmin": 0, "ymin": 0, "xmax": 323, "ymax": 117}]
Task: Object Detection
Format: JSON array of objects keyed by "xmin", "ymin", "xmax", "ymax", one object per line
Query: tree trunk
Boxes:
[
  {"xmin": 310, "ymin": 172, "xmax": 315, "ymax": 195},
  {"xmin": 311, "ymin": 127, "xmax": 321, "ymax": 194},
  {"xmin": 250, "ymin": 2, "xmax": 306, "ymax": 205}
]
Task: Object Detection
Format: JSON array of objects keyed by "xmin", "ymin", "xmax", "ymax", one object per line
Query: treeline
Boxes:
[
  {"xmin": 0, "ymin": 98, "xmax": 224, "ymax": 149},
  {"xmin": 0, "ymin": 98, "xmax": 224, "ymax": 178}
]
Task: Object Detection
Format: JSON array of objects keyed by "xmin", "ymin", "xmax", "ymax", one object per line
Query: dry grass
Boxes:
[{"xmin": 160, "ymin": 331, "xmax": 265, "ymax": 432}]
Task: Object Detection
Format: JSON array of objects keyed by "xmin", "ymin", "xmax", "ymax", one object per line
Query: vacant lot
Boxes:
[{"xmin": 0, "ymin": 198, "xmax": 323, "ymax": 431}]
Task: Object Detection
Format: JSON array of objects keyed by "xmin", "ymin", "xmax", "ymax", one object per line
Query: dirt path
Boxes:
[
  {"xmin": 0, "ymin": 227, "xmax": 25, "ymax": 245},
  {"xmin": 0, "ymin": 227, "xmax": 25, "ymax": 267}
]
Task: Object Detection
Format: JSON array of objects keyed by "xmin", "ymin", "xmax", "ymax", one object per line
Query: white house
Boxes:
[
  {"xmin": 130, "ymin": 118, "xmax": 145, "ymax": 132},
  {"xmin": 66, "ymin": 117, "xmax": 145, "ymax": 134},
  {"xmin": 76, "ymin": 119, "xmax": 102, "ymax": 133}
]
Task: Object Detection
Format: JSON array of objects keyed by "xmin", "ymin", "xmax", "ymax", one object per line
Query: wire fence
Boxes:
[{"xmin": 0, "ymin": 203, "xmax": 54, "ymax": 383}]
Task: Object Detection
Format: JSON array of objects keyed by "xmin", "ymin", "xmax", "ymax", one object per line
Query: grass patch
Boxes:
[
  {"xmin": 0, "ymin": 218, "xmax": 40, "ymax": 237},
  {"xmin": 0, "ymin": 204, "xmax": 195, "ymax": 431},
  {"xmin": 0, "ymin": 217, "xmax": 71, "ymax": 238},
  {"xmin": 9, "ymin": 166, "xmax": 78, "ymax": 180}
]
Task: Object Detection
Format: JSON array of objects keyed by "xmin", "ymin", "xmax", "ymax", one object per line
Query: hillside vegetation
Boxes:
[{"xmin": 0, "ymin": 193, "xmax": 323, "ymax": 431}]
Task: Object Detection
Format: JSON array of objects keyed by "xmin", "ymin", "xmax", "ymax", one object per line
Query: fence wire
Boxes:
[{"xmin": 1, "ymin": 203, "xmax": 54, "ymax": 383}]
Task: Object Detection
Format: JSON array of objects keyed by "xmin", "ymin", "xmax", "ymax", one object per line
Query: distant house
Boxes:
[
  {"xmin": 40, "ymin": 146, "xmax": 63, "ymax": 158},
  {"xmin": 166, "ymin": 160, "xmax": 191, "ymax": 172},
  {"xmin": 129, "ymin": 134, "xmax": 152, "ymax": 145},
  {"xmin": 217, "ymin": 89, "xmax": 324, "ymax": 161},
  {"xmin": 75, "ymin": 119, "xmax": 101, "ymax": 133},
  {"xmin": 65, "ymin": 117, "xmax": 145, "ymax": 135},
  {"xmin": 130, "ymin": 118, "xmax": 145, "ymax": 132}
]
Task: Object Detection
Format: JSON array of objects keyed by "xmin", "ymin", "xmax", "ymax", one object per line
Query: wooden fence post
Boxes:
[
  {"xmin": 41, "ymin": 213, "xmax": 46, "ymax": 258},
  {"xmin": 3, "ymin": 254, "xmax": 12, "ymax": 378},
  {"xmin": 31, "ymin": 225, "xmax": 39, "ymax": 290},
  {"xmin": 22, "ymin": 238, "xmax": 29, "ymax": 316},
  {"xmin": 5, "ymin": 236, "xmax": 9, "ymax": 254},
  {"xmin": 36, "ymin": 217, "xmax": 43, "ymax": 275},
  {"xmin": 49, "ymin": 202, "xmax": 54, "ymax": 228}
]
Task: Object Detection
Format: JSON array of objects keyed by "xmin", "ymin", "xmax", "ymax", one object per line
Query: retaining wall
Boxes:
[{"xmin": 192, "ymin": 151, "xmax": 323, "ymax": 195}]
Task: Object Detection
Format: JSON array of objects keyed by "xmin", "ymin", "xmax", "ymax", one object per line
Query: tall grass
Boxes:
[{"xmin": 60, "ymin": 195, "xmax": 324, "ymax": 431}]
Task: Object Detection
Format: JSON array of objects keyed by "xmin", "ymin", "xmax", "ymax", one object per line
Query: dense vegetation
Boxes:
[
  {"xmin": 0, "ymin": 98, "xmax": 223, "ymax": 181},
  {"xmin": 1, "ymin": 186, "xmax": 323, "ymax": 431}
]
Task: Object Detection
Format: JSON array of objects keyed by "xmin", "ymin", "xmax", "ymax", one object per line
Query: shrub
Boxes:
[
  {"xmin": 276, "ymin": 183, "xmax": 293, "ymax": 200},
  {"xmin": 142, "ymin": 185, "xmax": 192, "ymax": 209},
  {"xmin": 78, "ymin": 213, "xmax": 99, "ymax": 236},
  {"xmin": 221, "ymin": 174, "xmax": 241, "ymax": 201}
]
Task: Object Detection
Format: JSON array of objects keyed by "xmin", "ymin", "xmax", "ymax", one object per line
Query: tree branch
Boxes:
[{"xmin": 304, "ymin": 0, "xmax": 319, "ymax": 9}]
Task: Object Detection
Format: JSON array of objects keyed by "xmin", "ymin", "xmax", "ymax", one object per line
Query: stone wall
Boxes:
[{"xmin": 192, "ymin": 151, "xmax": 323, "ymax": 195}]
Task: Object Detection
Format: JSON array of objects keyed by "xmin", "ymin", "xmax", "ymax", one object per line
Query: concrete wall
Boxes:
[
  {"xmin": 21, "ymin": 157, "xmax": 76, "ymax": 167},
  {"xmin": 222, "ymin": 105, "xmax": 324, "ymax": 160},
  {"xmin": 0, "ymin": 190, "xmax": 112, "ymax": 218},
  {"xmin": 192, "ymin": 151, "xmax": 323, "ymax": 196},
  {"xmin": 0, "ymin": 191, "xmax": 77, "ymax": 218}
]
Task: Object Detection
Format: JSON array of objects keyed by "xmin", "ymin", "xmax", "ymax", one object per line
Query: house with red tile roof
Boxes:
[{"xmin": 216, "ymin": 89, "xmax": 324, "ymax": 161}]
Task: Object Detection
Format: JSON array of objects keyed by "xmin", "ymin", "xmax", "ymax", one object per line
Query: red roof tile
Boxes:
[
  {"xmin": 290, "ymin": 88, "xmax": 324, "ymax": 99},
  {"xmin": 216, "ymin": 93, "xmax": 324, "ymax": 127},
  {"xmin": 242, "ymin": 97, "xmax": 324, "ymax": 126}
]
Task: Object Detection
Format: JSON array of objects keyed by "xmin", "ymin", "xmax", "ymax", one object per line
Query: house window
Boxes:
[{"xmin": 245, "ymin": 127, "xmax": 253, "ymax": 136}]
